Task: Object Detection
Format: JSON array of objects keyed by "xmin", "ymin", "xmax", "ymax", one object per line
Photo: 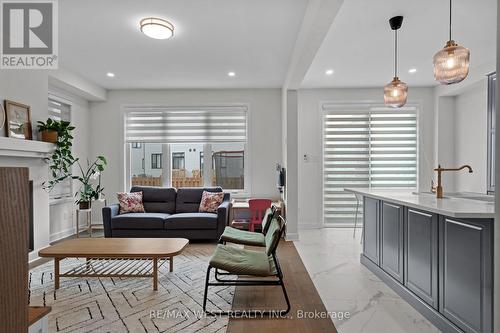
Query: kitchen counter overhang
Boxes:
[{"xmin": 344, "ymin": 188, "xmax": 494, "ymax": 219}]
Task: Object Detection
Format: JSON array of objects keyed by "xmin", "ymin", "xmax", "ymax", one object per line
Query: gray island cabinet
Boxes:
[{"xmin": 349, "ymin": 189, "xmax": 493, "ymax": 333}]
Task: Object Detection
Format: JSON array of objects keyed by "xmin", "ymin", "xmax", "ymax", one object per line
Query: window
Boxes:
[
  {"xmin": 131, "ymin": 143, "xmax": 163, "ymax": 187},
  {"xmin": 170, "ymin": 144, "xmax": 203, "ymax": 188},
  {"xmin": 487, "ymin": 73, "xmax": 496, "ymax": 194},
  {"xmin": 48, "ymin": 97, "xmax": 70, "ymax": 121},
  {"xmin": 132, "ymin": 142, "xmax": 142, "ymax": 149},
  {"xmin": 48, "ymin": 97, "xmax": 72, "ymax": 199},
  {"xmin": 151, "ymin": 153, "xmax": 162, "ymax": 169},
  {"xmin": 172, "ymin": 152, "xmax": 185, "ymax": 170},
  {"xmin": 212, "ymin": 143, "xmax": 245, "ymax": 190},
  {"xmin": 323, "ymin": 103, "xmax": 418, "ymax": 226},
  {"xmin": 125, "ymin": 106, "xmax": 248, "ymax": 191}
]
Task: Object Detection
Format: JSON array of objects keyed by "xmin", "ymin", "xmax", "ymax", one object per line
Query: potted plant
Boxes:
[
  {"xmin": 37, "ymin": 118, "xmax": 60, "ymax": 143},
  {"xmin": 73, "ymin": 156, "xmax": 107, "ymax": 210},
  {"xmin": 42, "ymin": 119, "xmax": 76, "ymax": 191}
]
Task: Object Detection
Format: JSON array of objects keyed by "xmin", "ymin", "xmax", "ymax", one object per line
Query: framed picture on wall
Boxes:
[{"xmin": 4, "ymin": 100, "xmax": 32, "ymax": 140}]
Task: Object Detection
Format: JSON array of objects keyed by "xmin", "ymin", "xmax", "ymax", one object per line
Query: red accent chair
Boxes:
[{"xmin": 248, "ymin": 199, "xmax": 273, "ymax": 232}]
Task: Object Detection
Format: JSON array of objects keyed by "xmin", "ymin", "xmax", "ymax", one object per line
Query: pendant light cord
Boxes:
[
  {"xmin": 449, "ymin": 0, "xmax": 452, "ymax": 41},
  {"xmin": 394, "ymin": 29, "xmax": 398, "ymax": 78}
]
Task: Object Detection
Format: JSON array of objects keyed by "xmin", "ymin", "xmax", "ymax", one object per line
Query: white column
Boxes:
[
  {"xmin": 203, "ymin": 144, "xmax": 212, "ymax": 187},
  {"xmin": 494, "ymin": 0, "xmax": 500, "ymax": 330},
  {"xmin": 284, "ymin": 90, "xmax": 299, "ymax": 240},
  {"xmin": 161, "ymin": 144, "xmax": 171, "ymax": 186}
]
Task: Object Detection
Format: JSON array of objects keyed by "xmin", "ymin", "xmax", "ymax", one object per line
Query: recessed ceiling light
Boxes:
[
  {"xmin": 106, "ymin": 72, "xmax": 115, "ymax": 78},
  {"xmin": 140, "ymin": 17, "xmax": 174, "ymax": 40},
  {"xmin": 325, "ymin": 69, "xmax": 334, "ymax": 75},
  {"xmin": 408, "ymin": 68, "xmax": 417, "ymax": 74},
  {"xmin": 228, "ymin": 71, "xmax": 236, "ymax": 77}
]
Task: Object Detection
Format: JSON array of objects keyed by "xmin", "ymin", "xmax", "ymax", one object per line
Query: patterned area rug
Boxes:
[{"xmin": 29, "ymin": 243, "xmax": 233, "ymax": 333}]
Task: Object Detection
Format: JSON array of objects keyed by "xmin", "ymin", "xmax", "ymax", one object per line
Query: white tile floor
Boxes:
[{"xmin": 294, "ymin": 228, "xmax": 441, "ymax": 333}]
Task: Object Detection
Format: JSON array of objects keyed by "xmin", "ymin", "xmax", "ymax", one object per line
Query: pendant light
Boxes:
[
  {"xmin": 433, "ymin": 0, "xmax": 470, "ymax": 84},
  {"xmin": 384, "ymin": 16, "xmax": 408, "ymax": 108}
]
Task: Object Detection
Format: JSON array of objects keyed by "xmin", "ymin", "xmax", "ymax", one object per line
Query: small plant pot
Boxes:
[
  {"xmin": 41, "ymin": 130, "xmax": 58, "ymax": 143},
  {"xmin": 79, "ymin": 201, "xmax": 91, "ymax": 210}
]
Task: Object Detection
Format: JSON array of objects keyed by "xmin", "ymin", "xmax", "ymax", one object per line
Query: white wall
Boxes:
[
  {"xmin": 453, "ymin": 80, "xmax": 488, "ymax": 192},
  {"xmin": 0, "ymin": 70, "xmax": 51, "ymax": 261},
  {"xmin": 297, "ymin": 87, "xmax": 436, "ymax": 228},
  {"xmin": 434, "ymin": 61, "xmax": 495, "ymax": 194},
  {"xmin": 0, "ymin": 70, "xmax": 93, "ymax": 260},
  {"xmin": 89, "ymin": 89, "xmax": 283, "ymax": 202}
]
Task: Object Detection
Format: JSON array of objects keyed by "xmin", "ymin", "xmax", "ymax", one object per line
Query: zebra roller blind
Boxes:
[
  {"xmin": 124, "ymin": 106, "xmax": 247, "ymax": 143},
  {"xmin": 323, "ymin": 103, "xmax": 418, "ymax": 225},
  {"xmin": 48, "ymin": 97, "xmax": 72, "ymax": 199}
]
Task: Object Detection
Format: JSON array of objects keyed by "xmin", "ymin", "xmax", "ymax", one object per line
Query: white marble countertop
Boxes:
[{"xmin": 344, "ymin": 188, "xmax": 495, "ymax": 219}]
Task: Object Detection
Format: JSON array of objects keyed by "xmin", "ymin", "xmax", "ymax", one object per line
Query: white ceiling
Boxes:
[
  {"xmin": 301, "ymin": 0, "xmax": 497, "ymax": 88},
  {"xmin": 59, "ymin": 0, "xmax": 308, "ymax": 89}
]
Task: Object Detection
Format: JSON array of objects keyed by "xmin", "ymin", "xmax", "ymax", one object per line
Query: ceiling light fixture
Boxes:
[
  {"xmin": 140, "ymin": 17, "xmax": 174, "ymax": 40},
  {"xmin": 325, "ymin": 69, "xmax": 334, "ymax": 75},
  {"xmin": 433, "ymin": 0, "xmax": 470, "ymax": 84},
  {"xmin": 408, "ymin": 68, "xmax": 417, "ymax": 74},
  {"xmin": 228, "ymin": 71, "xmax": 236, "ymax": 77},
  {"xmin": 384, "ymin": 16, "xmax": 408, "ymax": 108},
  {"xmin": 106, "ymin": 72, "xmax": 115, "ymax": 78}
]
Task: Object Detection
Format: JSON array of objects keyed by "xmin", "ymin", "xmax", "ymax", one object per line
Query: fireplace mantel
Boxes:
[{"xmin": 0, "ymin": 137, "xmax": 55, "ymax": 159}]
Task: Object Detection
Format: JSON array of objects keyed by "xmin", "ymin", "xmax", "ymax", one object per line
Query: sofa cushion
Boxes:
[
  {"xmin": 117, "ymin": 192, "xmax": 145, "ymax": 214},
  {"xmin": 165, "ymin": 212, "xmax": 218, "ymax": 230},
  {"xmin": 199, "ymin": 191, "xmax": 224, "ymax": 213},
  {"xmin": 176, "ymin": 187, "xmax": 222, "ymax": 213},
  {"xmin": 131, "ymin": 186, "xmax": 176, "ymax": 214},
  {"xmin": 111, "ymin": 212, "xmax": 170, "ymax": 230}
]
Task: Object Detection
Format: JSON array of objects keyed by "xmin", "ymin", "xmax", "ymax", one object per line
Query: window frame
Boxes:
[
  {"xmin": 123, "ymin": 104, "xmax": 250, "ymax": 197},
  {"xmin": 47, "ymin": 93, "xmax": 73, "ymax": 201},
  {"xmin": 321, "ymin": 101, "xmax": 419, "ymax": 227},
  {"xmin": 151, "ymin": 153, "xmax": 162, "ymax": 169},
  {"xmin": 172, "ymin": 152, "xmax": 185, "ymax": 170},
  {"xmin": 487, "ymin": 72, "xmax": 496, "ymax": 194}
]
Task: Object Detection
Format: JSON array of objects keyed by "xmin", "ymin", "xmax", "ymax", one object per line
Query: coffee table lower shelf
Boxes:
[{"xmin": 53, "ymin": 256, "xmax": 174, "ymax": 291}]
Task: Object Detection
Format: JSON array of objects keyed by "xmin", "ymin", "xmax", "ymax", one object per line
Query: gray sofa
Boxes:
[{"xmin": 102, "ymin": 186, "xmax": 231, "ymax": 240}]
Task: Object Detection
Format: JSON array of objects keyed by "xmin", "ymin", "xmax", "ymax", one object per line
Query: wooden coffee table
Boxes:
[{"xmin": 38, "ymin": 238, "xmax": 189, "ymax": 291}]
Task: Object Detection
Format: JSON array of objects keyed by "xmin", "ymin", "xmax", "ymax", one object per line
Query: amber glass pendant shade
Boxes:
[
  {"xmin": 433, "ymin": 40, "xmax": 470, "ymax": 84},
  {"xmin": 384, "ymin": 77, "xmax": 408, "ymax": 108},
  {"xmin": 434, "ymin": 0, "xmax": 470, "ymax": 84}
]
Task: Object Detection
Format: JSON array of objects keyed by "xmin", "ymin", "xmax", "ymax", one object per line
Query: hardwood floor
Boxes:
[{"xmin": 227, "ymin": 241, "xmax": 338, "ymax": 333}]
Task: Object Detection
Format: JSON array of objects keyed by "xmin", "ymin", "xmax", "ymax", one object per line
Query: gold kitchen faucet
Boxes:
[{"xmin": 431, "ymin": 165, "xmax": 473, "ymax": 198}]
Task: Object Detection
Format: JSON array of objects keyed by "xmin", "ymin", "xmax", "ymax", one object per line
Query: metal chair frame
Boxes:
[{"xmin": 203, "ymin": 216, "xmax": 290, "ymax": 317}]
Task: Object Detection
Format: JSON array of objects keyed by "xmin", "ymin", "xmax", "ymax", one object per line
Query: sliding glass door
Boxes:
[{"xmin": 323, "ymin": 103, "xmax": 418, "ymax": 226}]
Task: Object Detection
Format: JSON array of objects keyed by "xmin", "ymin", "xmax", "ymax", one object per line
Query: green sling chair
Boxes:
[
  {"xmin": 202, "ymin": 215, "xmax": 290, "ymax": 317},
  {"xmin": 219, "ymin": 205, "xmax": 277, "ymax": 247}
]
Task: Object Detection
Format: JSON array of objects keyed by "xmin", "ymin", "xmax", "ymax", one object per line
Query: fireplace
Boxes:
[{"xmin": 29, "ymin": 180, "xmax": 34, "ymax": 252}]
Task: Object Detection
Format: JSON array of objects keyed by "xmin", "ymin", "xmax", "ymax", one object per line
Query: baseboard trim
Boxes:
[
  {"xmin": 298, "ymin": 224, "xmax": 322, "ymax": 230},
  {"xmin": 49, "ymin": 227, "xmax": 76, "ymax": 243},
  {"xmin": 285, "ymin": 232, "xmax": 299, "ymax": 241}
]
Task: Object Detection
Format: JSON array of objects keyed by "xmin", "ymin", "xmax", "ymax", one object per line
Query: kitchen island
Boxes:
[{"xmin": 345, "ymin": 188, "xmax": 494, "ymax": 333}]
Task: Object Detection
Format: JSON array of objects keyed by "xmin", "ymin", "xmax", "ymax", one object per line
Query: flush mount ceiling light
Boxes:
[
  {"xmin": 433, "ymin": 0, "xmax": 470, "ymax": 84},
  {"xmin": 384, "ymin": 16, "xmax": 408, "ymax": 108},
  {"xmin": 140, "ymin": 17, "xmax": 174, "ymax": 40}
]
